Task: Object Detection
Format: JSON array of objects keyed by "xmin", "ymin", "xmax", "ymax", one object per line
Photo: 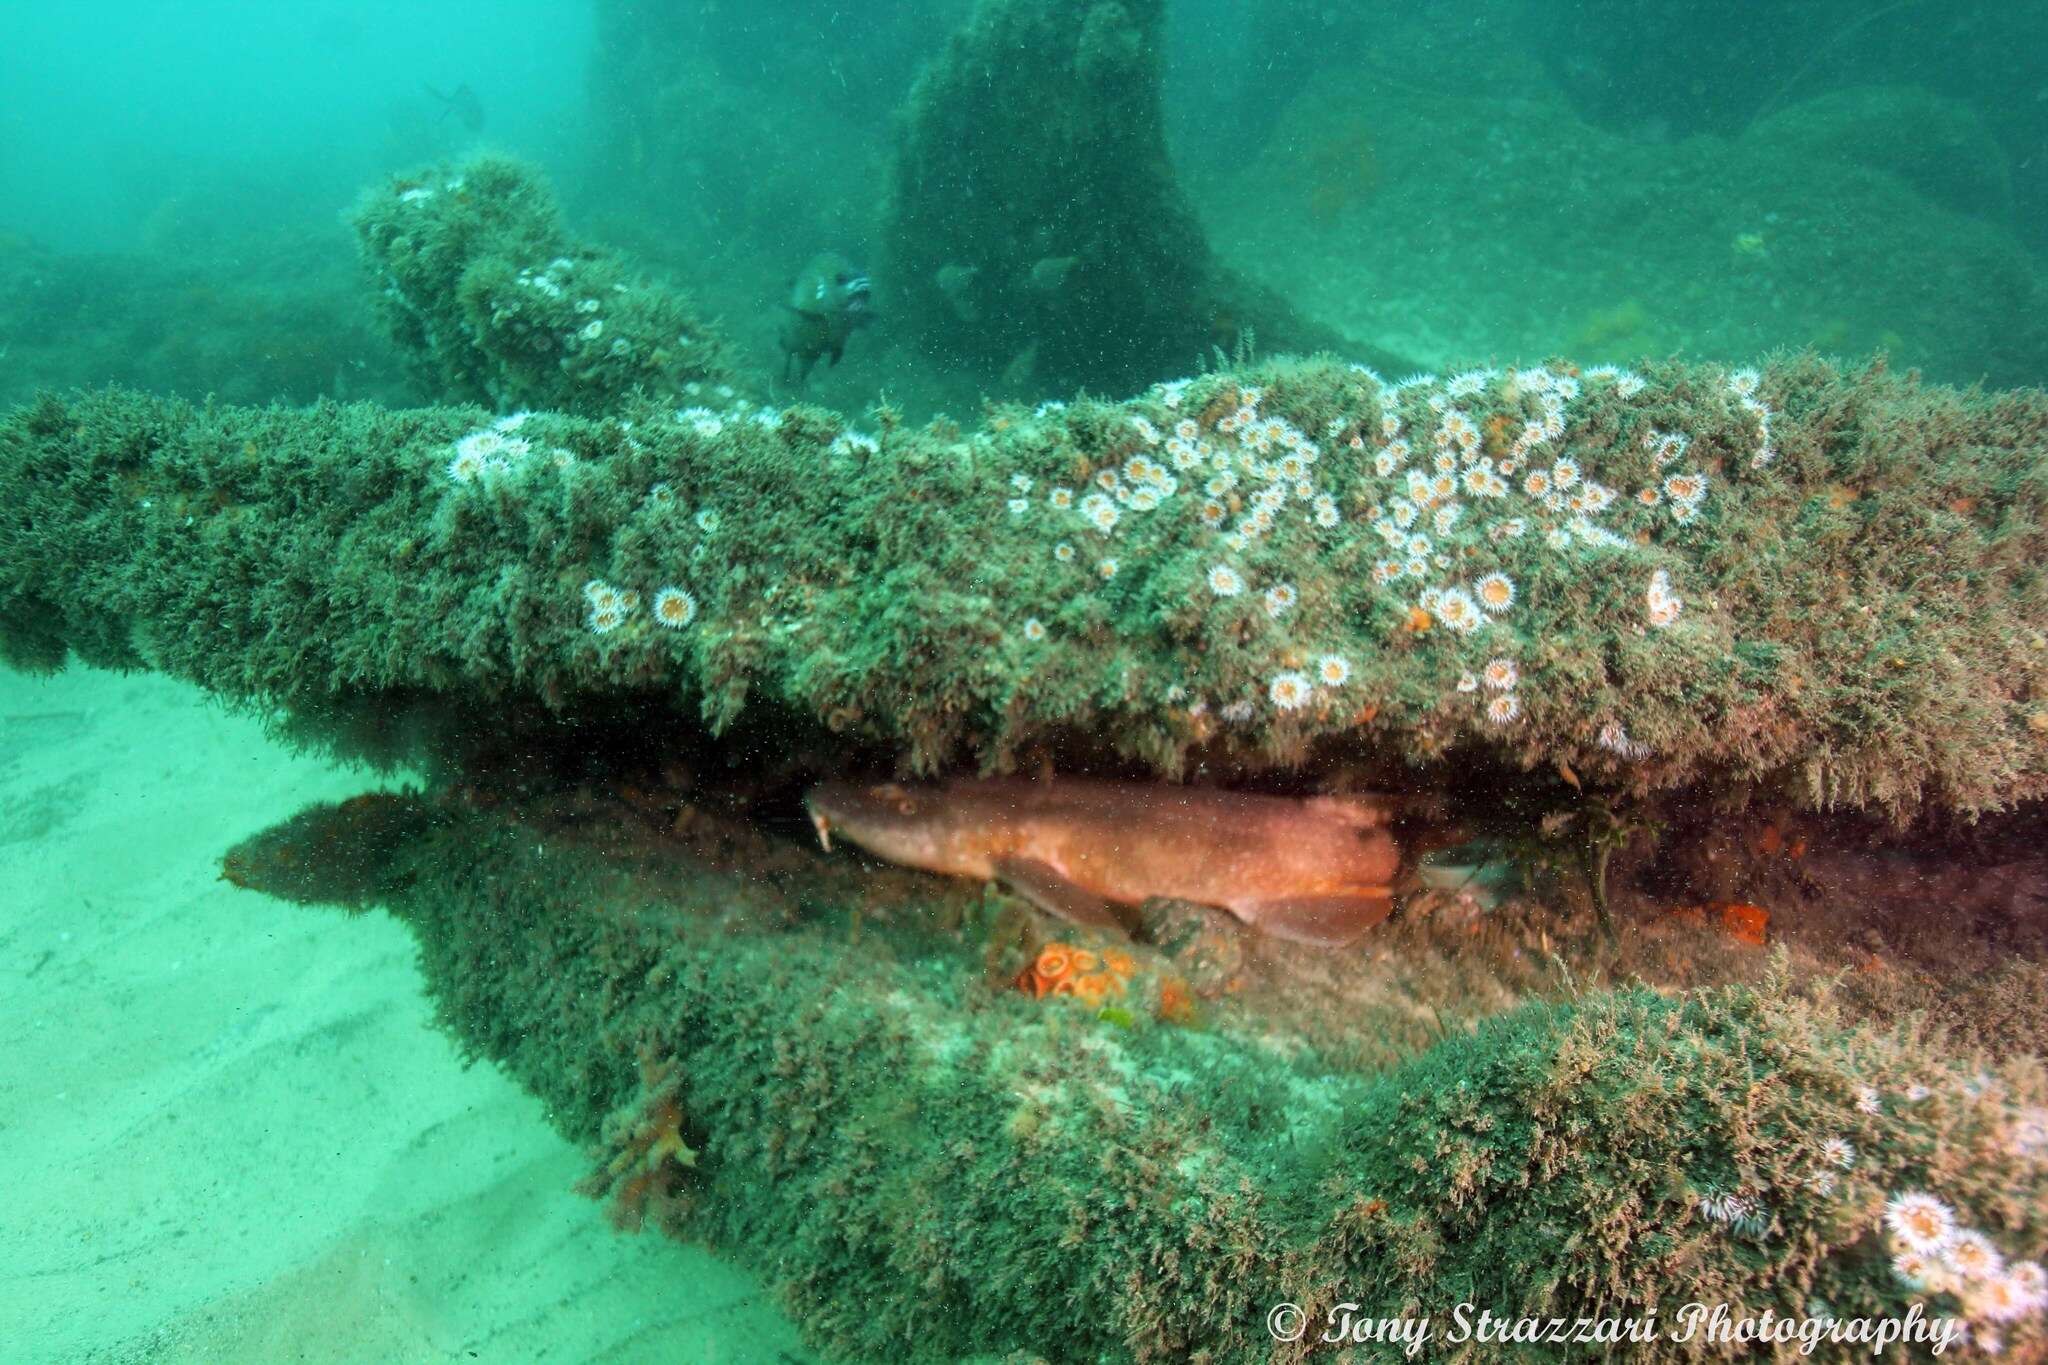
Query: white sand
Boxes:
[{"xmin": 0, "ymin": 667, "xmax": 818, "ymax": 1363}]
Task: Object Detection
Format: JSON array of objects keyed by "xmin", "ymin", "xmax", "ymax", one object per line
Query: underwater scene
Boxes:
[{"xmin": 4, "ymin": 0, "xmax": 2048, "ymax": 1360}]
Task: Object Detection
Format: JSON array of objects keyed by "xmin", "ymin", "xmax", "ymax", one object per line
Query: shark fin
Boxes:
[
  {"xmin": 992, "ymin": 856, "xmax": 1130, "ymax": 936},
  {"xmin": 1233, "ymin": 892, "xmax": 1393, "ymax": 947}
]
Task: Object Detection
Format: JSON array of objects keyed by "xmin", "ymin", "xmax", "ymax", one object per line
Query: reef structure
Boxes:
[
  {"xmin": 218, "ymin": 788, "xmax": 2048, "ymax": 1362},
  {"xmin": 5, "ymin": 17, "xmax": 2044, "ymax": 1357},
  {"xmin": 351, "ymin": 156, "xmax": 730, "ymax": 415},
  {"xmin": 881, "ymin": 0, "xmax": 1404, "ymax": 396},
  {"xmin": 2, "ymin": 355, "xmax": 2045, "ymax": 815},
  {"xmin": 7, "ymin": 335, "xmax": 2048, "ymax": 1360}
]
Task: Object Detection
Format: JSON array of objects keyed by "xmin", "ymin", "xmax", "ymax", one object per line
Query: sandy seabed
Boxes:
[{"xmin": 0, "ymin": 667, "xmax": 817, "ymax": 1364}]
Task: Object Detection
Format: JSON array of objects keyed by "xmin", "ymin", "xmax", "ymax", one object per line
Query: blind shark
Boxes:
[{"xmin": 804, "ymin": 778, "xmax": 1404, "ymax": 946}]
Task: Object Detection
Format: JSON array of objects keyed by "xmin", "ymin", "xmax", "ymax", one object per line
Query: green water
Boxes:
[{"xmin": 3, "ymin": 0, "xmax": 2044, "ymax": 418}]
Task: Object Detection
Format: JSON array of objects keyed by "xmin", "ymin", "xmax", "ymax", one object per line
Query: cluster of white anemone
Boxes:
[
  {"xmin": 1728, "ymin": 367, "xmax": 1778, "ymax": 468},
  {"xmin": 1883, "ymin": 1190, "xmax": 2046, "ymax": 1347},
  {"xmin": 1355, "ymin": 362, "xmax": 1714, "ymax": 746},
  {"xmin": 673, "ymin": 396, "xmax": 781, "ymax": 441},
  {"xmin": 1697, "ymin": 1129, "xmax": 1854, "ymax": 1238},
  {"xmin": 1000, "ymin": 357, "xmax": 1769, "ymax": 730},
  {"xmin": 1637, "ymin": 428, "xmax": 1711, "ymax": 524},
  {"xmin": 1049, "ymin": 394, "xmax": 1343, "ymax": 549},
  {"xmin": 1267, "ymin": 654, "xmax": 1353, "ymax": 712},
  {"xmin": 1596, "ymin": 719, "xmax": 1651, "ymax": 760},
  {"xmin": 1359, "ymin": 364, "xmax": 1704, "ymax": 635},
  {"xmin": 503, "ymin": 256, "xmax": 645, "ymax": 359},
  {"xmin": 573, "ymin": 394, "xmax": 801, "ymax": 635},
  {"xmin": 1453, "ymin": 655, "xmax": 1523, "ymax": 725},
  {"xmin": 1581, "ymin": 363, "xmax": 1648, "ymax": 399},
  {"xmin": 582, "ymin": 577, "xmax": 697, "ymax": 636},
  {"xmin": 1646, "ymin": 568, "xmax": 1683, "ymax": 630},
  {"xmin": 1009, "ymin": 381, "xmax": 1355, "ymax": 718},
  {"xmin": 514, "ymin": 256, "xmax": 579, "ymax": 302},
  {"xmin": 394, "ymin": 173, "xmax": 465, "ymax": 206},
  {"xmin": 443, "ymin": 412, "xmax": 573, "ymax": 484},
  {"xmin": 1697, "ymin": 1189, "xmax": 1771, "ymax": 1239},
  {"xmin": 1681, "ymin": 1079, "xmax": 2048, "ymax": 1355}
]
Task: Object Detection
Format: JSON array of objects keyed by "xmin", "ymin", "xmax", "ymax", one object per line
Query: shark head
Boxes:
[{"xmin": 804, "ymin": 781, "xmax": 951, "ymax": 867}]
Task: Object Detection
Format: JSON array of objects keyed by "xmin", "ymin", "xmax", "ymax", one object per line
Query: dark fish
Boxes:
[
  {"xmin": 779, "ymin": 251, "xmax": 873, "ymax": 388},
  {"xmin": 425, "ymin": 83, "xmax": 485, "ymax": 134},
  {"xmin": 220, "ymin": 793, "xmax": 444, "ymax": 909}
]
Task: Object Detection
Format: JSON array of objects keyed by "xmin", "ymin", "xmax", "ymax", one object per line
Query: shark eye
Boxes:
[{"xmin": 869, "ymin": 782, "xmax": 916, "ymax": 814}]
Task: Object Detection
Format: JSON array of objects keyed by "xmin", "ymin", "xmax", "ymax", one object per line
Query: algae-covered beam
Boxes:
[
  {"xmin": 3, "ymin": 355, "xmax": 2045, "ymax": 813},
  {"xmin": 264, "ymin": 792, "xmax": 2043, "ymax": 1362}
]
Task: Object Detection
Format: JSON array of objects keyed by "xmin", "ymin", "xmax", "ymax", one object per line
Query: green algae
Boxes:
[
  {"xmin": 4, "ymin": 352, "xmax": 2045, "ymax": 817},
  {"xmin": 241, "ymin": 792, "xmax": 2044, "ymax": 1363},
  {"xmin": 350, "ymin": 156, "xmax": 730, "ymax": 415}
]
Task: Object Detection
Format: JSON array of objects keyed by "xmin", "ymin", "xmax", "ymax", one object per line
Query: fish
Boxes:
[
  {"xmin": 996, "ymin": 342, "xmax": 1039, "ymax": 391},
  {"xmin": 1413, "ymin": 840, "xmax": 1523, "ymax": 910},
  {"xmin": 1023, "ymin": 255, "xmax": 1077, "ymax": 293},
  {"xmin": 805, "ymin": 777, "xmax": 1403, "ymax": 947},
  {"xmin": 934, "ymin": 263, "xmax": 981, "ymax": 322},
  {"xmin": 779, "ymin": 252, "xmax": 874, "ymax": 388},
  {"xmin": 424, "ymin": 83, "xmax": 485, "ymax": 134}
]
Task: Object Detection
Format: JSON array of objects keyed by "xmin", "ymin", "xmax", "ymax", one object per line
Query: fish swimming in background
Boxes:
[
  {"xmin": 779, "ymin": 252, "xmax": 873, "ymax": 387},
  {"xmin": 934, "ymin": 263, "xmax": 981, "ymax": 322},
  {"xmin": 1022, "ymin": 254, "xmax": 1077, "ymax": 293},
  {"xmin": 805, "ymin": 778, "xmax": 1404, "ymax": 947},
  {"xmin": 425, "ymin": 83, "xmax": 484, "ymax": 134}
]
